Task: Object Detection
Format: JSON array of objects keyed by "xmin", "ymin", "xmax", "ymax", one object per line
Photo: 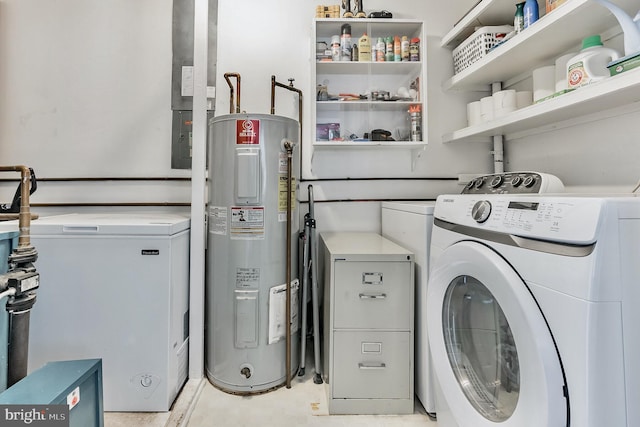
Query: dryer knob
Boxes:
[{"xmin": 472, "ymin": 200, "xmax": 492, "ymax": 223}]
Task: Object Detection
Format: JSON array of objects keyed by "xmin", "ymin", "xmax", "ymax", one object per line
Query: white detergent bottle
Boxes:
[{"xmin": 567, "ymin": 35, "xmax": 620, "ymax": 89}]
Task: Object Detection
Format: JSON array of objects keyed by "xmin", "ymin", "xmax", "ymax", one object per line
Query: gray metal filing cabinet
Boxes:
[{"xmin": 320, "ymin": 232, "xmax": 414, "ymax": 415}]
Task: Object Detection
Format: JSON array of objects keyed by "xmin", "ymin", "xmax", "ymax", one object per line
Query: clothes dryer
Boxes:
[
  {"xmin": 427, "ymin": 194, "xmax": 640, "ymax": 427},
  {"xmin": 381, "ymin": 201, "xmax": 435, "ymax": 415}
]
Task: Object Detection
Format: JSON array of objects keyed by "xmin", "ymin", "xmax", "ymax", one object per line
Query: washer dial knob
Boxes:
[
  {"xmin": 471, "ymin": 200, "xmax": 492, "ymax": 223},
  {"xmin": 490, "ymin": 175, "xmax": 503, "ymax": 188}
]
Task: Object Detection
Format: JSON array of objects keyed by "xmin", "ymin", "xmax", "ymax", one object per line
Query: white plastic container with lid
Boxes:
[{"xmin": 567, "ymin": 35, "xmax": 620, "ymax": 89}]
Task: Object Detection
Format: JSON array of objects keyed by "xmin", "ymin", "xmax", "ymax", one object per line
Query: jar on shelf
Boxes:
[
  {"xmin": 409, "ymin": 104, "xmax": 422, "ymax": 141},
  {"xmin": 410, "ymin": 38, "xmax": 420, "ymax": 62}
]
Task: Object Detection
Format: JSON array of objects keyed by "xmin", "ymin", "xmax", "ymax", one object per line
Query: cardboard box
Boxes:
[
  {"xmin": 608, "ymin": 52, "xmax": 640, "ymax": 76},
  {"xmin": 546, "ymin": 0, "xmax": 567, "ymax": 13},
  {"xmin": 316, "ymin": 123, "xmax": 340, "ymax": 141}
]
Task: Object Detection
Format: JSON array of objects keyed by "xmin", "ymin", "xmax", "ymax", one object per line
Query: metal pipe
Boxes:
[
  {"xmin": 0, "ymin": 165, "xmax": 38, "ymax": 388},
  {"xmin": 224, "ymin": 72, "xmax": 241, "ymax": 114},
  {"xmin": 283, "ymin": 140, "xmax": 294, "ymax": 389},
  {"xmin": 270, "ymin": 76, "xmax": 303, "ymax": 178},
  {"xmin": 0, "ymin": 166, "xmax": 32, "ymax": 247}
]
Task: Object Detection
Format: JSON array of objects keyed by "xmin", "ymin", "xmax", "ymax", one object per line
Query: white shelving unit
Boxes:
[
  {"xmin": 312, "ymin": 18, "xmax": 427, "ymax": 149},
  {"xmin": 441, "ymin": 0, "xmax": 639, "ymax": 143}
]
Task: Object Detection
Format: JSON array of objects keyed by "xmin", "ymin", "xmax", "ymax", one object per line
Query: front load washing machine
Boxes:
[{"xmin": 427, "ymin": 194, "xmax": 640, "ymax": 426}]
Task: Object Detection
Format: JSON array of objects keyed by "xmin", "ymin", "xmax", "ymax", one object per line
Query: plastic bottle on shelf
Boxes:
[
  {"xmin": 566, "ymin": 35, "xmax": 621, "ymax": 89},
  {"xmin": 524, "ymin": 0, "xmax": 539, "ymax": 28},
  {"xmin": 376, "ymin": 37, "xmax": 386, "ymax": 61},
  {"xmin": 401, "ymin": 36, "xmax": 410, "ymax": 61},
  {"xmin": 410, "ymin": 38, "xmax": 420, "ymax": 61},
  {"xmin": 409, "ymin": 104, "xmax": 422, "ymax": 142},
  {"xmin": 330, "ymin": 35, "xmax": 340, "ymax": 62},
  {"xmin": 385, "ymin": 37, "xmax": 394, "ymax": 62},
  {"xmin": 358, "ymin": 33, "xmax": 371, "ymax": 62},
  {"xmin": 351, "ymin": 44, "xmax": 359, "ymax": 62},
  {"xmin": 394, "ymin": 35, "xmax": 401, "ymax": 61},
  {"xmin": 514, "ymin": 2, "xmax": 525, "ymax": 33},
  {"xmin": 340, "ymin": 24, "xmax": 352, "ymax": 61}
]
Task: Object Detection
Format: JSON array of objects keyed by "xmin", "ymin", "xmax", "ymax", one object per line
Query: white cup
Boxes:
[
  {"xmin": 467, "ymin": 101, "xmax": 482, "ymax": 126},
  {"xmin": 516, "ymin": 91, "xmax": 533, "ymax": 109},
  {"xmin": 480, "ymin": 96, "xmax": 494, "ymax": 122},
  {"xmin": 533, "ymin": 65, "xmax": 556, "ymax": 102},
  {"xmin": 555, "ymin": 52, "xmax": 578, "ymax": 92},
  {"xmin": 492, "ymin": 90, "xmax": 516, "ymax": 118}
]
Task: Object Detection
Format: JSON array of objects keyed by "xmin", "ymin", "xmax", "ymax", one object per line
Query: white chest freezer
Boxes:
[{"xmin": 13, "ymin": 213, "xmax": 190, "ymax": 412}]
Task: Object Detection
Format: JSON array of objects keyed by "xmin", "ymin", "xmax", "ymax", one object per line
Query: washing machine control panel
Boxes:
[
  {"xmin": 462, "ymin": 172, "xmax": 564, "ymax": 194},
  {"xmin": 455, "ymin": 196, "xmax": 602, "ymax": 243}
]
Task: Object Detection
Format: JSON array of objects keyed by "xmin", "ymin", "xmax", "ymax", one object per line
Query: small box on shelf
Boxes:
[{"xmin": 316, "ymin": 123, "xmax": 341, "ymax": 141}]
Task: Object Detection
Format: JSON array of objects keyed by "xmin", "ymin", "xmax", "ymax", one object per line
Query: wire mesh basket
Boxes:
[{"xmin": 452, "ymin": 26, "xmax": 513, "ymax": 74}]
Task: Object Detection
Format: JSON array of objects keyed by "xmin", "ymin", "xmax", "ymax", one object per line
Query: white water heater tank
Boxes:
[{"xmin": 206, "ymin": 113, "xmax": 300, "ymax": 394}]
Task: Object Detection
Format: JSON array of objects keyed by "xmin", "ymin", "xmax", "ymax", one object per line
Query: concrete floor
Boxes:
[{"xmin": 104, "ymin": 368, "xmax": 438, "ymax": 427}]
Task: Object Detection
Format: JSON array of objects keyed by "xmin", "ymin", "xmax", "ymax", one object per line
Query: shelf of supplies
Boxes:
[
  {"xmin": 442, "ymin": 67, "xmax": 640, "ymax": 143},
  {"xmin": 442, "ymin": 0, "xmax": 626, "ymax": 91},
  {"xmin": 316, "ymin": 100, "xmax": 420, "ymax": 111},
  {"xmin": 313, "ymin": 140, "xmax": 426, "ymax": 148},
  {"xmin": 316, "ymin": 61, "xmax": 422, "ymax": 75},
  {"xmin": 441, "ymin": 0, "xmax": 545, "ymax": 48},
  {"xmin": 315, "ymin": 18, "xmax": 423, "ymax": 38}
]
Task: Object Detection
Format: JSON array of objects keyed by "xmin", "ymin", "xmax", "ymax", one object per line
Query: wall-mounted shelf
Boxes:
[
  {"xmin": 443, "ymin": 67, "xmax": 640, "ymax": 143},
  {"xmin": 313, "ymin": 140, "xmax": 426, "ymax": 148},
  {"xmin": 312, "ymin": 18, "xmax": 427, "ymax": 154},
  {"xmin": 316, "ymin": 61, "xmax": 422, "ymax": 75},
  {"xmin": 443, "ymin": 0, "xmax": 628, "ymax": 92},
  {"xmin": 441, "ymin": 0, "xmax": 545, "ymax": 49}
]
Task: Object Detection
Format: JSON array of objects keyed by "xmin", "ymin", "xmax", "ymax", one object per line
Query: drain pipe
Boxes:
[
  {"xmin": 273, "ymin": 76, "xmax": 303, "ymax": 389},
  {"xmin": 0, "ymin": 165, "xmax": 39, "ymax": 387},
  {"xmin": 224, "ymin": 72, "xmax": 241, "ymax": 114},
  {"xmin": 281, "ymin": 139, "xmax": 296, "ymax": 389},
  {"xmin": 491, "ymin": 82, "xmax": 504, "ymax": 174},
  {"xmin": 270, "ymin": 76, "xmax": 303, "ymax": 178}
]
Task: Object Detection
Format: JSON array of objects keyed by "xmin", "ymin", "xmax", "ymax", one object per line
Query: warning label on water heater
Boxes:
[
  {"xmin": 278, "ymin": 175, "xmax": 296, "ymax": 222},
  {"xmin": 209, "ymin": 206, "xmax": 228, "ymax": 235},
  {"xmin": 230, "ymin": 206, "xmax": 265, "ymax": 240},
  {"xmin": 236, "ymin": 119, "xmax": 260, "ymax": 145}
]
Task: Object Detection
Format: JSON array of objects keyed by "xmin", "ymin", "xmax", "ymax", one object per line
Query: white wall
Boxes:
[
  {"xmin": 213, "ymin": 0, "xmax": 492, "ymax": 233},
  {"xmin": 0, "ymin": 0, "xmax": 189, "ymax": 211},
  {"xmin": 3, "ymin": 0, "xmax": 636, "ymax": 217}
]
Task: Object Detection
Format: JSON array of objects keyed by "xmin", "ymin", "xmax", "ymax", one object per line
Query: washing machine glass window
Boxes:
[{"xmin": 443, "ymin": 275, "xmax": 519, "ymax": 422}]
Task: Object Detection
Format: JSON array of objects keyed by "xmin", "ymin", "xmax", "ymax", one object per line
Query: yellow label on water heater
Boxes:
[{"xmin": 278, "ymin": 175, "xmax": 296, "ymax": 221}]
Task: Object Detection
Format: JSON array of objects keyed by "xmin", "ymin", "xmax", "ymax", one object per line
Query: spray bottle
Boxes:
[{"xmin": 358, "ymin": 33, "xmax": 371, "ymax": 62}]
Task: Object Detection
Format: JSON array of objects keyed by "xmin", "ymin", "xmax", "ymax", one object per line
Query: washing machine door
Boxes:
[{"xmin": 427, "ymin": 240, "xmax": 567, "ymax": 426}]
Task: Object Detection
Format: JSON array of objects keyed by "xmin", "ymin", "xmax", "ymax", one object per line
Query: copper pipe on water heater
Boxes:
[
  {"xmin": 272, "ymin": 76, "xmax": 303, "ymax": 388},
  {"xmin": 224, "ymin": 72, "xmax": 241, "ymax": 113},
  {"xmin": 270, "ymin": 76, "xmax": 303, "ymax": 177},
  {"xmin": 283, "ymin": 140, "xmax": 295, "ymax": 389}
]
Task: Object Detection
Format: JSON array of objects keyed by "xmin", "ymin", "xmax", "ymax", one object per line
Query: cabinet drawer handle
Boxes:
[
  {"xmin": 358, "ymin": 363, "xmax": 386, "ymax": 370},
  {"xmin": 359, "ymin": 293, "xmax": 387, "ymax": 299}
]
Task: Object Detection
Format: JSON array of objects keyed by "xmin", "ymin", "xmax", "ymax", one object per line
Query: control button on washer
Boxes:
[{"xmin": 472, "ymin": 200, "xmax": 492, "ymax": 223}]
